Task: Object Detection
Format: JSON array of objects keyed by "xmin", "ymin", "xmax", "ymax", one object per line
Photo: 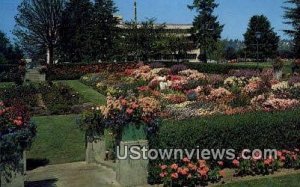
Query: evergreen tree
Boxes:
[
  {"xmin": 283, "ymin": 0, "xmax": 300, "ymax": 58},
  {"xmin": 59, "ymin": 0, "xmax": 94, "ymax": 63},
  {"xmin": 91, "ymin": 0, "xmax": 118, "ymax": 61},
  {"xmin": 189, "ymin": 0, "xmax": 224, "ymax": 63},
  {"xmin": 14, "ymin": 0, "xmax": 65, "ymax": 64},
  {"xmin": 0, "ymin": 31, "xmax": 24, "ymax": 64},
  {"xmin": 244, "ymin": 15, "xmax": 279, "ymax": 60}
]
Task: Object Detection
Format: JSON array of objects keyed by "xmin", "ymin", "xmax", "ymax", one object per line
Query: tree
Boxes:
[
  {"xmin": 0, "ymin": 30, "xmax": 23, "ymax": 64},
  {"xmin": 59, "ymin": 0, "xmax": 94, "ymax": 63},
  {"xmin": 14, "ymin": 0, "xmax": 65, "ymax": 64},
  {"xmin": 189, "ymin": 0, "xmax": 224, "ymax": 63},
  {"xmin": 283, "ymin": 0, "xmax": 300, "ymax": 58},
  {"xmin": 244, "ymin": 15, "xmax": 279, "ymax": 60},
  {"xmin": 90, "ymin": 0, "xmax": 118, "ymax": 61},
  {"xmin": 119, "ymin": 19, "xmax": 165, "ymax": 61}
]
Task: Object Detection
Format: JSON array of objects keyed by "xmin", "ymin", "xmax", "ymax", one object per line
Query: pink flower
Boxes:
[
  {"xmin": 0, "ymin": 101, "xmax": 4, "ymax": 106},
  {"xmin": 160, "ymin": 165, "xmax": 167, "ymax": 170},
  {"xmin": 170, "ymin": 163, "xmax": 178, "ymax": 170},
  {"xmin": 232, "ymin": 159, "xmax": 240, "ymax": 167},
  {"xmin": 182, "ymin": 157, "xmax": 190, "ymax": 163},
  {"xmin": 0, "ymin": 110, "xmax": 4, "ymax": 116},
  {"xmin": 171, "ymin": 173, "xmax": 178, "ymax": 179},
  {"xmin": 217, "ymin": 161, "xmax": 224, "ymax": 166},
  {"xmin": 126, "ymin": 108, "xmax": 134, "ymax": 115},
  {"xmin": 13, "ymin": 120, "xmax": 23, "ymax": 126}
]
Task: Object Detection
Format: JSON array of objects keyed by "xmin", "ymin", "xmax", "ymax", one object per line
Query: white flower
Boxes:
[{"xmin": 271, "ymin": 81, "xmax": 289, "ymax": 91}]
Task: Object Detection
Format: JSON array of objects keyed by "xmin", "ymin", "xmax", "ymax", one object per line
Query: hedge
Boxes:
[
  {"xmin": 148, "ymin": 109, "xmax": 300, "ymax": 183},
  {"xmin": 159, "ymin": 61, "xmax": 264, "ymax": 74}
]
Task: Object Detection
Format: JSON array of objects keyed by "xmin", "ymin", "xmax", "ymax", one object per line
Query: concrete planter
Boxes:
[
  {"xmin": 85, "ymin": 136, "xmax": 106, "ymax": 164},
  {"xmin": 1, "ymin": 152, "xmax": 26, "ymax": 187},
  {"xmin": 116, "ymin": 140, "xmax": 149, "ymax": 187}
]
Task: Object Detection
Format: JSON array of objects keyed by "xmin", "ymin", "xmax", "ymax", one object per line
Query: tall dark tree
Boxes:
[
  {"xmin": 283, "ymin": 0, "xmax": 300, "ymax": 58},
  {"xmin": 189, "ymin": 0, "xmax": 224, "ymax": 63},
  {"xmin": 59, "ymin": 0, "xmax": 94, "ymax": 63},
  {"xmin": 0, "ymin": 31, "xmax": 24, "ymax": 64},
  {"xmin": 91, "ymin": 0, "xmax": 118, "ymax": 61},
  {"xmin": 14, "ymin": 0, "xmax": 65, "ymax": 64},
  {"xmin": 244, "ymin": 15, "xmax": 279, "ymax": 60}
]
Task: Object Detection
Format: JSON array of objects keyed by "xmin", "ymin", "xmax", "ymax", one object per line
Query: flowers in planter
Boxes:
[
  {"xmin": 0, "ymin": 100, "xmax": 36, "ymax": 181},
  {"xmin": 159, "ymin": 158, "xmax": 224, "ymax": 186}
]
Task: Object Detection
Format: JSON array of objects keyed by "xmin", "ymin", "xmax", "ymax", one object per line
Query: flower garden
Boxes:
[{"xmin": 1, "ymin": 61, "xmax": 300, "ymax": 186}]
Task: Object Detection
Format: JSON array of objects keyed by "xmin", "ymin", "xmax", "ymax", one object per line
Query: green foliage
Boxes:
[
  {"xmin": 283, "ymin": 0, "xmax": 300, "ymax": 58},
  {"xmin": 14, "ymin": 0, "xmax": 65, "ymax": 64},
  {"xmin": 162, "ymin": 61, "xmax": 263, "ymax": 74},
  {"xmin": 59, "ymin": 0, "xmax": 94, "ymax": 63},
  {"xmin": 244, "ymin": 15, "xmax": 280, "ymax": 59},
  {"xmin": 189, "ymin": 0, "xmax": 224, "ymax": 63},
  {"xmin": 148, "ymin": 109, "xmax": 300, "ymax": 183},
  {"xmin": 0, "ymin": 30, "xmax": 23, "ymax": 64}
]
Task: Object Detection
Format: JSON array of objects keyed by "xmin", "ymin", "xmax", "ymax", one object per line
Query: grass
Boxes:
[
  {"xmin": 0, "ymin": 82, "xmax": 15, "ymax": 89},
  {"xmin": 221, "ymin": 173, "xmax": 300, "ymax": 187},
  {"xmin": 236, "ymin": 61, "xmax": 292, "ymax": 74},
  {"xmin": 56, "ymin": 80, "xmax": 106, "ymax": 105},
  {"xmin": 27, "ymin": 115, "xmax": 85, "ymax": 165}
]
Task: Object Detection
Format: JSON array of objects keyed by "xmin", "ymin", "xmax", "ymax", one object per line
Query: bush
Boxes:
[
  {"xmin": 158, "ymin": 61, "xmax": 263, "ymax": 74},
  {"xmin": 148, "ymin": 109, "xmax": 300, "ymax": 183}
]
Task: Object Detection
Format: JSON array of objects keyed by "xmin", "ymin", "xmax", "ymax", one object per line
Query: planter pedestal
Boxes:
[
  {"xmin": 1, "ymin": 152, "xmax": 26, "ymax": 187},
  {"xmin": 116, "ymin": 140, "xmax": 149, "ymax": 187},
  {"xmin": 86, "ymin": 136, "xmax": 106, "ymax": 164}
]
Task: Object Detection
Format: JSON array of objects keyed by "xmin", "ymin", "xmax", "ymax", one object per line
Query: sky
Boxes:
[{"xmin": 0, "ymin": 0, "xmax": 292, "ymax": 41}]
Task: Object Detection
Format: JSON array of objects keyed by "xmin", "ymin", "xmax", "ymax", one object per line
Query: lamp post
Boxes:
[{"xmin": 255, "ymin": 31, "xmax": 262, "ymax": 68}]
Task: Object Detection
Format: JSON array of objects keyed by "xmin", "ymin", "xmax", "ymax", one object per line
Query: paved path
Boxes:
[{"xmin": 25, "ymin": 162, "xmax": 120, "ymax": 187}]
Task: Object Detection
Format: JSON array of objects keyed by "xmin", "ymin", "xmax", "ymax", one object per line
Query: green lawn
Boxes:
[
  {"xmin": 57, "ymin": 80, "xmax": 106, "ymax": 105},
  {"xmin": 27, "ymin": 115, "xmax": 85, "ymax": 165},
  {"xmin": 221, "ymin": 173, "xmax": 300, "ymax": 187},
  {"xmin": 235, "ymin": 61, "xmax": 292, "ymax": 74}
]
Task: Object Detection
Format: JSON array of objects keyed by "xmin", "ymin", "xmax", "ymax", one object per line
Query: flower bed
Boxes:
[
  {"xmin": 80, "ymin": 63, "xmax": 300, "ymax": 120},
  {"xmin": 0, "ymin": 83, "xmax": 85, "ymax": 115},
  {"xmin": 0, "ymin": 100, "xmax": 36, "ymax": 182}
]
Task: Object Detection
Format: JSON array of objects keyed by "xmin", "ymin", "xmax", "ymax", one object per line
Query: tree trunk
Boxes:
[{"xmin": 46, "ymin": 45, "xmax": 54, "ymax": 65}]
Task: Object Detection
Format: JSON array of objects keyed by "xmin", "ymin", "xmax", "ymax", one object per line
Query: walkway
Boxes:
[{"xmin": 25, "ymin": 162, "xmax": 120, "ymax": 187}]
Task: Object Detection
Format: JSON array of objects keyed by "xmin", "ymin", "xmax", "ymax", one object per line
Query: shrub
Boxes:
[
  {"xmin": 170, "ymin": 64, "xmax": 188, "ymax": 75},
  {"xmin": 148, "ymin": 109, "xmax": 300, "ymax": 183}
]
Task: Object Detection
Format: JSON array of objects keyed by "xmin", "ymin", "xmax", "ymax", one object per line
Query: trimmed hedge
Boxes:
[
  {"xmin": 159, "ymin": 61, "xmax": 264, "ymax": 74},
  {"xmin": 148, "ymin": 109, "xmax": 300, "ymax": 183}
]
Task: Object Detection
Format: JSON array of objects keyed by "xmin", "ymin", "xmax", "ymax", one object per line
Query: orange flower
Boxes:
[
  {"xmin": 198, "ymin": 168, "xmax": 208, "ymax": 176},
  {"xmin": 126, "ymin": 108, "xmax": 134, "ymax": 115},
  {"xmin": 171, "ymin": 173, "xmax": 178, "ymax": 179},
  {"xmin": 188, "ymin": 163, "xmax": 197, "ymax": 171},
  {"xmin": 219, "ymin": 170, "xmax": 226, "ymax": 177},
  {"xmin": 121, "ymin": 99, "xmax": 127, "ymax": 106},
  {"xmin": 232, "ymin": 159, "xmax": 240, "ymax": 167},
  {"xmin": 264, "ymin": 159, "xmax": 272, "ymax": 166},
  {"xmin": 170, "ymin": 163, "xmax": 178, "ymax": 170}
]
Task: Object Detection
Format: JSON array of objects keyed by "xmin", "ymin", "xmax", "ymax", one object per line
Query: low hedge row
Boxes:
[
  {"xmin": 148, "ymin": 109, "xmax": 300, "ymax": 183},
  {"xmin": 160, "ymin": 61, "xmax": 264, "ymax": 74}
]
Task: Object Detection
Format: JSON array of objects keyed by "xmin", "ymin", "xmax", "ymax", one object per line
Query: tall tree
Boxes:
[
  {"xmin": 91, "ymin": 0, "xmax": 118, "ymax": 61},
  {"xmin": 59, "ymin": 0, "xmax": 94, "ymax": 63},
  {"xmin": 14, "ymin": 0, "xmax": 65, "ymax": 64},
  {"xmin": 189, "ymin": 0, "xmax": 224, "ymax": 63},
  {"xmin": 244, "ymin": 15, "xmax": 279, "ymax": 60},
  {"xmin": 283, "ymin": 0, "xmax": 300, "ymax": 58},
  {"xmin": 0, "ymin": 31, "xmax": 24, "ymax": 64}
]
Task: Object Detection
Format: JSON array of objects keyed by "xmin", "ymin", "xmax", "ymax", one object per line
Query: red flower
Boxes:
[
  {"xmin": 13, "ymin": 120, "xmax": 23, "ymax": 126},
  {"xmin": 232, "ymin": 159, "xmax": 240, "ymax": 167},
  {"xmin": 160, "ymin": 172, "xmax": 167, "ymax": 178},
  {"xmin": 171, "ymin": 173, "xmax": 178, "ymax": 179},
  {"xmin": 264, "ymin": 159, "xmax": 272, "ymax": 166},
  {"xmin": 0, "ymin": 110, "xmax": 4, "ymax": 116}
]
